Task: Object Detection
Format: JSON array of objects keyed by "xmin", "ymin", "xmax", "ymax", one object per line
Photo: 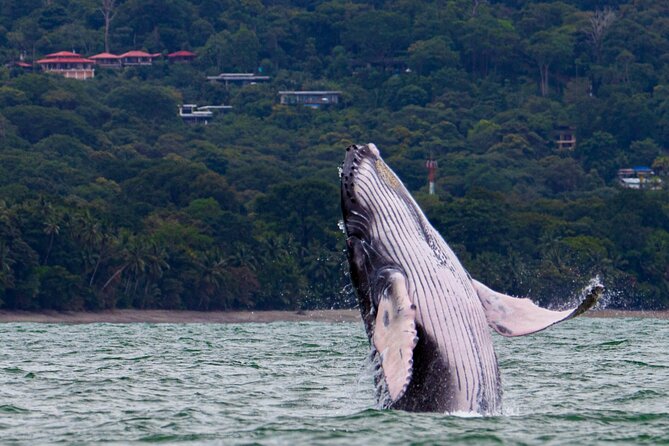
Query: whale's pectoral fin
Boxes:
[
  {"xmin": 373, "ymin": 269, "xmax": 417, "ymax": 402},
  {"xmin": 473, "ymin": 279, "xmax": 604, "ymax": 337}
]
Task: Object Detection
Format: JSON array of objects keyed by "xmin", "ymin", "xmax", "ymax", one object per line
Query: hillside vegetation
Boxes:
[{"xmin": 1, "ymin": 0, "xmax": 669, "ymax": 311}]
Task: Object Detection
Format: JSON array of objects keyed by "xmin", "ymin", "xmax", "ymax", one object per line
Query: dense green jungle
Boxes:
[{"xmin": 0, "ymin": 0, "xmax": 669, "ymax": 311}]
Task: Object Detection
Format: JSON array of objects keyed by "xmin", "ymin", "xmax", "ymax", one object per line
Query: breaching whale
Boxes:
[{"xmin": 341, "ymin": 143, "xmax": 603, "ymax": 414}]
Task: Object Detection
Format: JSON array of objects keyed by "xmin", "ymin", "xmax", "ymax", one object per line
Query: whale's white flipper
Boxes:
[
  {"xmin": 473, "ymin": 279, "xmax": 603, "ymax": 337},
  {"xmin": 373, "ymin": 270, "xmax": 417, "ymax": 402}
]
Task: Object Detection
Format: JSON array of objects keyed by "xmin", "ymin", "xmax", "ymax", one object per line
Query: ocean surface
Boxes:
[{"xmin": 0, "ymin": 318, "xmax": 667, "ymax": 445}]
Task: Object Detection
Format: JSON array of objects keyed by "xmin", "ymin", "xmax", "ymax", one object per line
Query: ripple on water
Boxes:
[
  {"xmin": 0, "ymin": 319, "xmax": 668, "ymax": 444},
  {"xmin": 0, "ymin": 404, "xmax": 29, "ymax": 414}
]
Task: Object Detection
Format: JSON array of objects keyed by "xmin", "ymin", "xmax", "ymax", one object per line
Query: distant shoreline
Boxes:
[
  {"xmin": 0, "ymin": 309, "xmax": 361, "ymax": 324},
  {"xmin": 0, "ymin": 308, "xmax": 667, "ymax": 324}
]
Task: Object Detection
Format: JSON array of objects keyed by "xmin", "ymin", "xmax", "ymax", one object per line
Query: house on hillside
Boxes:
[
  {"xmin": 555, "ymin": 126, "xmax": 577, "ymax": 150},
  {"xmin": 119, "ymin": 51, "xmax": 159, "ymax": 66},
  {"xmin": 278, "ymin": 90, "xmax": 342, "ymax": 108},
  {"xmin": 617, "ymin": 166, "xmax": 662, "ymax": 190},
  {"xmin": 89, "ymin": 52, "xmax": 122, "ymax": 68},
  {"xmin": 350, "ymin": 57, "xmax": 407, "ymax": 74},
  {"xmin": 6, "ymin": 61, "xmax": 32, "ymax": 72},
  {"xmin": 178, "ymin": 104, "xmax": 232, "ymax": 124},
  {"xmin": 7, "ymin": 52, "xmax": 32, "ymax": 72},
  {"xmin": 168, "ymin": 51, "xmax": 196, "ymax": 63},
  {"xmin": 36, "ymin": 51, "xmax": 95, "ymax": 80},
  {"xmin": 207, "ymin": 73, "xmax": 270, "ymax": 85}
]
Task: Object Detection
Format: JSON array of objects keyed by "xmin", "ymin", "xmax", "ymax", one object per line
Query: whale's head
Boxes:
[
  {"xmin": 340, "ymin": 143, "xmax": 420, "ymax": 331},
  {"xmin": 341, "ymin": 144, "xmax": 427, "ymax": 405},
  {"xmin": 341, "ymin": 143, "xmax": 412, "ymax": 243}
]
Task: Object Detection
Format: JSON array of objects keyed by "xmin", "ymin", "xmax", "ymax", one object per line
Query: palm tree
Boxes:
[
  {"xmin": 0, "ymin": 242, "xmax": 15, "ymax": 290},
  {"xmin": 652, "ymin": 155, "xmax": 669, "ymax": 177},
  {"xmin": 197, "ymin": 250, "xmax": 228, "ymax": 310},
  {"xmin": 0, "ymin": 200, "xmax": 11, "ymax": 226},
  {"xmin": 101, "ymin": 233, "xmax": 144, "ymax": 292},
  {"xmin": 73, "ymin": 211, "xmax": 104, "ymax": 285},
  {"xmin": 42, "ymin": 218, "xmax": 60, "ymax": 265},
  {"xmin": 138, "ymin": 244, "xmax": 169, "ymax": 308},
  {"xmin": 227, "ymin": 243, "xmax": 260, "ymax": 272}
]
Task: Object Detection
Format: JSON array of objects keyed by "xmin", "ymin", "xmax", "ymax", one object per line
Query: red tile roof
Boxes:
[
  {"xmin": 119, "ymin": 51, "xmax": 155, "ymax": 58},
  {"xmin": 168, "ymin": 50, "xmax": 196, "ymax": 58},
  {"xmin": 89, "ymin": 52, "xmax": 120, "ymax": 59},
  {"xmin": 37, "ymin": 57, "xmax": 94, "ymax": 64},
  {"xmin": 45, "ymin": 51, "xmax": 80, "ymax": 58}
]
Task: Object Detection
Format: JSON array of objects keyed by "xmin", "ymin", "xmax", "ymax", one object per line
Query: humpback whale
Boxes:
[{"xmin": 341, "ymin": 143, "xmax": 602, "ymax": 414}]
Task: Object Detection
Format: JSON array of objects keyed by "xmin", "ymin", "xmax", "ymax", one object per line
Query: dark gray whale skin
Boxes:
[{"xmin": 341, "ymin": 143, "xmax": 603, "ymax": 414}]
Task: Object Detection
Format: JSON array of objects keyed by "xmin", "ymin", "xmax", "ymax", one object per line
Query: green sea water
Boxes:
[{"xmin": 0, "ymin": 318, "xmax": 667, "ymax": 445}]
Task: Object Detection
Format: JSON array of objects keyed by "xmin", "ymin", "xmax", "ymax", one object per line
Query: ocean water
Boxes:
[{"xmin": 0, "ymin": 318, "xmax": 667, "ymax": 445}]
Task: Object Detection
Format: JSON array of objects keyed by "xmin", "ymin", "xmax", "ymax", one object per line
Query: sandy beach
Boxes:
[
  {"xmin": 0, "ymin": 309, "xmax": 362, "ymax": 324},
  {"xmin": 0, "ymin": 308, "xmax": 666, "ymax": 324}
]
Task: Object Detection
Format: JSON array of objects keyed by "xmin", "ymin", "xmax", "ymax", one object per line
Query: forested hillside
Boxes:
[{"xmin": 1, "ymin": 0, "xmax": 669, "ymax": 311}]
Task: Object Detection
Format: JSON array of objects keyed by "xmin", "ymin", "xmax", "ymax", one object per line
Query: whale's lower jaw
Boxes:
[{"xmin": 379, "ymin": 324, "xmax": 501, "ymax": 415}]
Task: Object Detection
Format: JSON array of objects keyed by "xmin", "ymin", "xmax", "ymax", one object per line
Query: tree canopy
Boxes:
[{"xmin": 1, "ymin": 0, "xmax": 669, "ymax": 311}]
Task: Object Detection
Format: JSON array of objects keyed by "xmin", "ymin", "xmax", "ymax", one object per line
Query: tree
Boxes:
[
  {"xmin": 0, "ymin": 242, "xmax": 15, "ymax": 300},
  {"xmin": 195, "ymin": 249, "xmax": 227, "ymax": 310},
  {"xmin": 627, "ymin": 139, "xmax": 660, "ymax": 166},
  {"xmin": 231, "ymin": 26, "xmax": 260, "ymax": 72},
  {"xmin": 254, "ymin": 179, "xmax": 339, "ymax": 251},
  {"xmin": 1, "ymin": 0, "xmax": 669, "ymax": 312},
  {"xmin": 585, "ymin": 8, "xmax": 616, "ymax": 64},
  {"xmin": 106, "ymin": 84, "xmax": 180, "ymax": 124},
  {"xmin": 576, "ymin": 131, "xmax": 620, "ymax": 180},
  {"xmin": 342, "ymin": 11, "xmax": 410, "ymax": 60},
  {"xmin": 202, "ymin": 31, "xmax": 233, "ymax": 71},
  {"xmin": 526, "ymin": 27, "xmax": 575, "ymax": 96},
  {"xmin": 2, "ymin": 105, "xmax": 98, "ymax": 145},
  {"xmin": 652, "ymin": 155, "xmax": 669, "ymax": 176},
  {"xmin": 35, "ymin": 266, "xmax": 84, "ymax": 310},
  {"xmin": 460, "ymin": 13, "xmax": 519, "ymax": 77},
  {"xmin": 42, "ymin": 217, "xmax": 60, "ymax": 265},
  {"xmin": 100, "ymin": 0, "xmax": 118, "ymax": 53},
  {"xmin": 467, "ymin": 120, "xmax": 501, "ymax": 153},
  {"xmin": 390, "ymin": 85, "xmax": 429, "ymax": 110},
  {"xmin": 408, "ymin": 37, "xmax": 458, "ymax": 75}
]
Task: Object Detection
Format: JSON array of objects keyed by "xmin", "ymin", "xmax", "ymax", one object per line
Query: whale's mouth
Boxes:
[
  {"xmin": 340, "ymin": 144, "xmax": 378, "ymax": 238},
  {"xmin": 341, "ymin": 144, "xmax": 378, "ymax": 205},
  {"xmin": 341, "ymin": 143, "xmax": 412, "ymax": 241}
]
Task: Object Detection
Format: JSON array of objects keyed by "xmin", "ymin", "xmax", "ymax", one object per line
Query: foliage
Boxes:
[{"xmin": 1, "ymin": 0, "xmax": 669, "ymax": 310}]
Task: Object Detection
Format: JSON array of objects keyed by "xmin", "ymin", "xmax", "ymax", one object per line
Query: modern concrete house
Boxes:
[
  {"xmin": 277, "ymin": 91, "xmax": 342, "ymax": 108},
  {"xmin": 178, "ymin": 104, "xmax": 232, "ymax": 124},
  {"xmin": 207, "ymin": 73, "xmax": 270, "ymax": 85},
  {"xmin": 617, "ymin": 167, "xmax": 662, "ymax": 190}
]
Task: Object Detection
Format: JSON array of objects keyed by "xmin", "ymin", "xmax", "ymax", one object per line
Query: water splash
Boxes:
[
  {"xmin": 548, "ymin": 276, "xmax": 605, "ymax": 311},
  {"xmin": 596, "ymin": 287, "xmax": 627, "ymax": 310},
  {"xmin": 448, "ymin": 410, "xmax": 484, "ymax": 418}
]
